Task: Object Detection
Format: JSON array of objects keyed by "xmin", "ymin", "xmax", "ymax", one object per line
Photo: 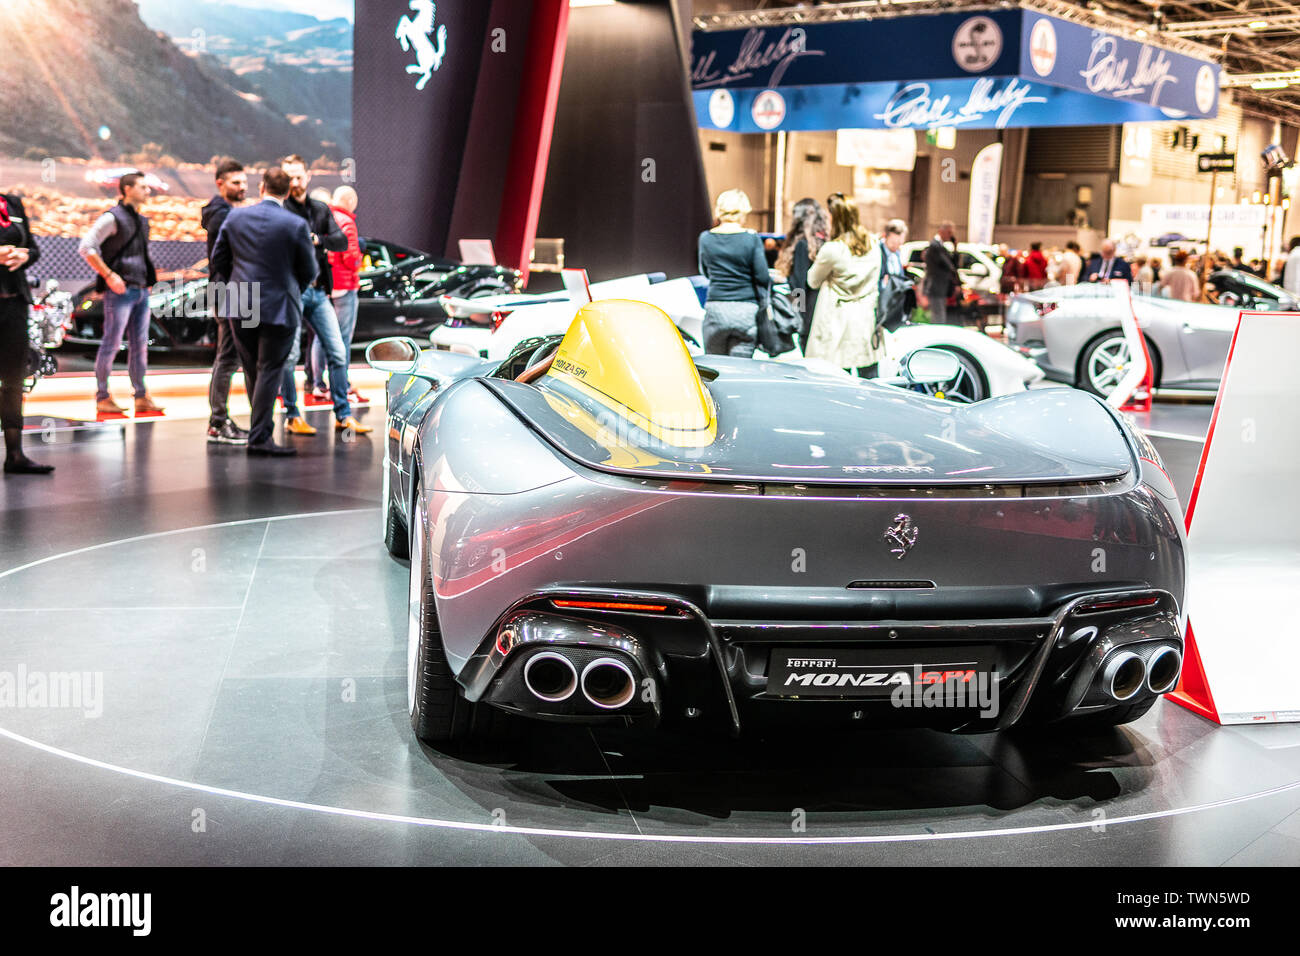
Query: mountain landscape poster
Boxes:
[{"xmin": 0, "ymin": 0, "xmax": 354, "ymax": 244}]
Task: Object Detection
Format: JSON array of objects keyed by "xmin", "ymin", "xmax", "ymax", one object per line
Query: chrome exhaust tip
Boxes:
[
  {"xmin": 523, "ymin": 651, "xmax": 578, "ymax": 703},
  {"xmin": 1146, "ymin": 646, "xmax": 1183, "ymax": 695},
  {"xmin": 580, "ymin": 657, "xmax": 637, "ymax": 710},
  {"xmin": 1102, "ymin": 651, "xmax": 1146, "ymax": 702}
]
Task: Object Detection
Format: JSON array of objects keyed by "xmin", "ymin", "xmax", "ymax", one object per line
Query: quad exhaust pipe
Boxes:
[
  {"xmin": 522, "ymin": 651, "xmax": 578, "ymax": 703},
  {"xmin": 521, "ymin": 650, "xmax": 639, "ymax": 710},
  {"xmin": 1099, "ymin": 645, "xmax": 1183, "ymax": 701},
  {"xmin": 1146, "ymin": 646, "xmax": 1182, "ymax": 695},
  {"xmin": 581, "ymin": 658, "xmax": 637, "ymax": 710}
]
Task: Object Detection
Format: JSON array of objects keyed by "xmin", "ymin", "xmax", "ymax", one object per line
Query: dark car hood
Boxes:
[{"xmin": 484, "ymin": 360, "xmax": 1135, "ymax": 486}]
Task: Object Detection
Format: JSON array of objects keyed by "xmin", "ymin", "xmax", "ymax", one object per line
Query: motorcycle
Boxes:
[{"xmin": 25, "ymin": 278, "xmax": 72, "ymax": 392}]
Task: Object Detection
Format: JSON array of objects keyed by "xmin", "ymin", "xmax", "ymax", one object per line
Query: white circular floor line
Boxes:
[
  {"xmin": 5, "ymin": 510, "xmax": 1298, "ymax": 847},
  {"xmin": 2, "ymin": 724, "xmax": 1299, "ymax": 845},
  {"xmin": 0, "ymin": 508, "xmax": 377, "ymax": 582}
]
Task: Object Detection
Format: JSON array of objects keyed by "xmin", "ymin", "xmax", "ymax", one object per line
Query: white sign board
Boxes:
[
  {"xmin": 1140, "ymin": 204, "xmax": 1266, "ymax": 235},
  {"xmin": 1173, "ymin": 312, "xmax": 1300, "ymax": 724},
  {"xmin": 835, "ymin": 128, "xmax": 917, "ymax": 171}
]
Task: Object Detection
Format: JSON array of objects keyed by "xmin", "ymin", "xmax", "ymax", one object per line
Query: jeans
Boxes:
[
  {"xmin": 96, "ymin": 287, "xmax": 150, "ymax": 401},
  {"xmin": 280, "ymin": 287, "xmax": 351, "ymax": 421},
  {"xmin": 314, "ymin": 289, "xmax": 357, "ymax": 393},
  {"xmin": 208, "ymin": 317, "xmax": 242, "ymax": 428}
]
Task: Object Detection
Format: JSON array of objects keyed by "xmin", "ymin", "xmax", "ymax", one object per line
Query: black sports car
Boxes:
[{"xmin": 64, "ymin": 237, "xmax": 522, "ymax": 351}]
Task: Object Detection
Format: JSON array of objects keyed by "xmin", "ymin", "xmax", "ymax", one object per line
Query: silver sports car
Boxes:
[
  {"xmin": 1005, "ymin": 269, "xmax": 1297, "ymax": 395},
  {"xmin": 372, "ymin": 299, "xmax": 1186, "ymax": 748}
]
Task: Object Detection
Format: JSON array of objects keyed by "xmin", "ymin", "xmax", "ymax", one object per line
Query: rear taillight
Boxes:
[{"xmin": 1076, "ymin": 595, "xmax": 1161, "ymax": 616}]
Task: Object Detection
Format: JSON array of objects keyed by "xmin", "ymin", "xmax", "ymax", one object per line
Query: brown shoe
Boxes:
[
  {"xmin": 336, "ymin": 416, "xmax": 372, "ymax": 434},
  {"xmin": 96, "ymin": 397, "xmax": 128, "ymax": 417},
  {"xmin": 285, "ymin": 416, "xmax": 318, "ymax": 436},
  {"xmin": 135, "ymin": 395, "xmax": 166, "ymax": 415}
]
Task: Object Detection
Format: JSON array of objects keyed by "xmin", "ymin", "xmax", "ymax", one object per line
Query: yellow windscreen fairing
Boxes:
[{"xmin": 542, "ymin": 299, "xmax": 717, "ymax": 448}]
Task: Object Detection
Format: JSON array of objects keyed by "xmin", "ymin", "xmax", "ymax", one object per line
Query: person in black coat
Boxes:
[
  {"xmin": 774, "ymin": 197, "xmax": 828, "ymax": 351},
  {"xmin": 200, "ymin": 158, "xmax": 251, "ymax": 445},
  {"xmin": 0, "ymin": 191, "xmax": 52, "ymax": 474},
  {"xmin": 923, "ymin": 221, "xmax": 960, "ymax": 325},
  {"xmin": 211, "ymin": 168, "xmax": 318, "ymax": 455}
]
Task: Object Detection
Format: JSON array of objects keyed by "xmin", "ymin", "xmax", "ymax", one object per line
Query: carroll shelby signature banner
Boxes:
[{"xmin": 690, "ymin": 9, "xmax": 1219, "ymax": 132}]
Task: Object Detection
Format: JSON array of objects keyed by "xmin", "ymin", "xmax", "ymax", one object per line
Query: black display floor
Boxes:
[{"xmin": 2, "ymin": 408, "xmax": 1299, "ymax": 865}]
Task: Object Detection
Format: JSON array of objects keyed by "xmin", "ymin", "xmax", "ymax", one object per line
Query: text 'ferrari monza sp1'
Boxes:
[{"xmin": 369, "ymin": 299, "xmax": 1186, "ymax": 748}]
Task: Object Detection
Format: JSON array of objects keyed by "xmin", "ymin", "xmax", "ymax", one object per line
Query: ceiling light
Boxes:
[
  {"xmin": 1248, "ymin": 20, "xmax": 1269, "ymax": 30},
  {"xmin": 1252, "ymin": 79, "xmax": 1291, "ymax": 89}
]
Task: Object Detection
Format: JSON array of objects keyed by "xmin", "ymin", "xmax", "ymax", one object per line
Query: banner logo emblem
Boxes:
[
  {"xmin": 953, "ymin": 17, "xmax": 1002, "ymax": 73},
  {"xmin": 396, "ymin": 0, "xmax": 448, "ymax": 91}
]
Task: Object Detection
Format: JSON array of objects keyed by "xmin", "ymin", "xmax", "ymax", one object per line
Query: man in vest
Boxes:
[{"xmin": 79, "ymin": 172, "xmax": 163, "ymax": 418}]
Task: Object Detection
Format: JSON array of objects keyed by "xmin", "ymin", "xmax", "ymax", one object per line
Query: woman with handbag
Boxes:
[
  {"xmin": 698, "ymin": 188, "xmax": 768, "ymax": 358},
  {"xmin": 0, "ymin": 190, "xmax": 52, "ymax": 474},
  {"xmin": 774, "ymin": 197, "xmax": 828, "ymax": 352},
  {"xmin": 806, "ymin": 194, "xmax": 884, "ymax": 378}
]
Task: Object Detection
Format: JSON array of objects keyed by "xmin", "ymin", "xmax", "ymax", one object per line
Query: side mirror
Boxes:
[
  {"xmin": 903, "ymin": 348, "xmax": 961, "ymax": 384},
  {"xmin": 366, "ymin": 336, "xmax": 420, "ymax": 374},
  {"xmin": 968, "ymin": 263, "xmax": 990, "ymax": 278}
]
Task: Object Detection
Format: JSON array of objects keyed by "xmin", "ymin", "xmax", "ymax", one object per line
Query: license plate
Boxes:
[{"xmin": 767, "ymin": 646, "xmax": 995, "ymax": 699}]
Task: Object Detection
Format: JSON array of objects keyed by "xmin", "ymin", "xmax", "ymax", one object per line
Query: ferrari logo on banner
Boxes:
[{"xmin": 396, "ymin": 0, "xmax": 448, "ymax": 91}]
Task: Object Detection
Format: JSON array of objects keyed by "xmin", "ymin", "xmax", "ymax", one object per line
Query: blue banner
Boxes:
[
  {"xmin": 690, "ymin": 11, "xmax": 1024, "ymax": 90},
  {"xmin": 1019, "ymin": 13, "xmax": 1219, "ymax": 118},
  {"xmin": 691, "ymin": 10, "xmax": 1220, "ymax": 130},
  {"xmin": 695, "ymin": 78, "xmax": 1171, "ymax": 133}
]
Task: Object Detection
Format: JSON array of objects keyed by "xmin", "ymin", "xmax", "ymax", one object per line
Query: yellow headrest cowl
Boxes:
[{"xmin": 544, "ymin": 299, "xmax": 717, "ymax": 448}]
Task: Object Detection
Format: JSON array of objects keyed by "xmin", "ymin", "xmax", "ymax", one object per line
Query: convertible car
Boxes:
[
  {"xmin": 372, "ymin": 299, "xmax": 1186, "ymax": 747},
  {"xmin": 1005, "ymin": 269, "xmax": 1297, "ymax": 395},
  {"xmin": 64, "ymin": 238, "xmax": 521, "ymax": 351}
]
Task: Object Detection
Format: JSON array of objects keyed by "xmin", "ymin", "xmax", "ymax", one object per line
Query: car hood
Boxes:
[{"xmin": 484, "ymin": 359, "xmax": 1135, "ymax": 486}]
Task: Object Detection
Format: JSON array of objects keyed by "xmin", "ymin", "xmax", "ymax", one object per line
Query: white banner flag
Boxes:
[{"xmin": 967, "ymin": 143, "xmax": 1003, "ymax": 246}]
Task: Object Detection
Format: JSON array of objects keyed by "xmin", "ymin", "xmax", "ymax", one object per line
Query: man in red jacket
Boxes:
[
  {"xmin": 1022, "ymin": 241, "xmax": 1049, "ymax": 290},
  {"xmin": 315, "ymin": 185, "xmax": 365, "ymax": 406}
]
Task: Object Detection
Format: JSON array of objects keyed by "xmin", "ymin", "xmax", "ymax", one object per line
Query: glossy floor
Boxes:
[{"xmin": 2, "ymin": 403, "xmax": 1298, "ymax": 866}]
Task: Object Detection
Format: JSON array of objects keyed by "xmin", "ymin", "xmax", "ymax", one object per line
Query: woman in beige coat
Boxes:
[{"xmin": 806, "ymin": 194, "xmax": 884, "ymax": 377}]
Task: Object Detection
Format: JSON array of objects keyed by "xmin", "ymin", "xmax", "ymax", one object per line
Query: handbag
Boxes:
[
  {"xmin": 876, "ymin": 244, "xmax": 914, "ymax": 333},
  {"xmin": 757, "ymin": 280, "xmax": 800, "ymax": 357}
]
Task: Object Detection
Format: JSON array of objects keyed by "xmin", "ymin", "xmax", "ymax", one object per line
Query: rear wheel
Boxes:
[{"xmin": 407, "ymin": 481, "xmax": 517, "ymax": 746}]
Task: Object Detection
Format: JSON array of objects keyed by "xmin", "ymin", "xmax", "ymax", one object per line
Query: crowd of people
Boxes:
[
  {"xmin": 698, "ymin": 190, "xmax": 943, "ymax": 378},
  {"xmin": 697, "ymin": 187, "xmax": 1300, "ymax": 380},
  {"xmin": 0, "ymin": 155, "xmax": 375, "ymax": 472}
]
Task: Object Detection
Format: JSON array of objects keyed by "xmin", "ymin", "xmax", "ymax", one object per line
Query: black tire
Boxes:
[
  {"xmin": 917, "ymin": 348, "xmax": 988, "ymax": 403},
  {"xmin": 407, "ymin": 483, "xmax": 518, "ymax": 747},
  {"xmin": 381, "ymin": 458, "xmax": 409, "ymax": 559},
  {"xmin": 384, "ymin": 505, "xmax": 409, "ymax": 559},
  {"xmin": 1077, "ymin": 331, "xmax": 1161, "ymax": 398}
]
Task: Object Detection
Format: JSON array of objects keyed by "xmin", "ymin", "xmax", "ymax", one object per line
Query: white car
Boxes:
[
  {"xmin": 432, "ymin": 273, "xmax": 706, "ymax": 362},
  {"xmin": 900, "ymin": 241, "xmax": 1004, "ymax": 295},
  {"xmin": 436, "ymin": 272, "xmax": 1042, "ymax": 403}
]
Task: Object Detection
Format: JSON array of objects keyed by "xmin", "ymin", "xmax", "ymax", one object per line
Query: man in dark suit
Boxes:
[
  {"xmin": 923, "ymin": 221, "xmax": 959, "ymax": 325},
  {"xmin": 1080, "ymin": 239, "xmax": 1134, "ymax": 283},
  {"xmin": 211, "ymin": 168, "xmax": 317, "ymax": 456}
]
